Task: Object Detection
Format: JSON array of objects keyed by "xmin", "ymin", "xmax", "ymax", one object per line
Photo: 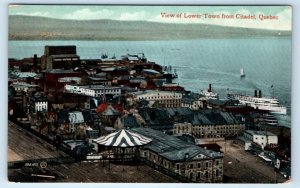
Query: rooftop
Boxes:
[
  {"xmin": 245, "ymin": 130, "xmax": 277, "ymax": 136},
  {"xmin": 132, "ymin": 128, "xmax": 223, "ymax": 161}
]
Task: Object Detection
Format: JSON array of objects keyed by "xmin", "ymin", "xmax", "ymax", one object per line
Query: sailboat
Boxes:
[{"xmin": 240, "ymin": 68, "xmax": 245, "ymax": 77}]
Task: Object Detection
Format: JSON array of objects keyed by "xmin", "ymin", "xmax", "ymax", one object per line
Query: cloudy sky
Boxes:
[{"xmin": 9, "ymin": 5, "xmax": 292, "ymax": 30}]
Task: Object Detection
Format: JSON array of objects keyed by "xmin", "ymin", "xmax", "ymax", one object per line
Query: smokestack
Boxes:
[
  {"xmin": 254, "ymin": 90, "xmax": 257, "ymax": 97},
  {"xmin": 259, "ymin": 90, "xmax": 262, "ymax": 98},
  {"xmin": 208, "ymin": 84, "xmax": 212, "ymax": 92},
  {"xmin": 33, "ymin": 54, "xmax": 37, "ymax": 71},
  {"xmin": 166, "ymin": 74, "xmax": 172, "ymax": 84}
]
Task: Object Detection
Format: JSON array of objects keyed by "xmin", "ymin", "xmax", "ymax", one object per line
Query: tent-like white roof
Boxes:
[{"xmin": 93, "ymin": 129, "xmax": 152, "ymax": 147}]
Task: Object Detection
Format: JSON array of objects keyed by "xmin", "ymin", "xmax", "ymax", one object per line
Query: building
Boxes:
[
  {"xmin": 65, "ymin": 84, "xmax": 121, "ymax": 98},
  {"xmin": 133, "ymin": 128, "xmax": 224, "ymax": 183},
  {"xmin": 181, "ymin": 93, "xmax": 206, "ymax": 110},
  {"xmin": 114, "ymin": 114, "xmax": 142, "ymax": 129},
  {"xmin": 127, "ymin": 90, "xmax": 183, "ymax": 108},
  {"xmin": 44, "ymin": 69, "xmax": 83, "ymax": 91},
  {"xmin": 41, "ymin": 45, "xmax": 80, "ymax": 70},
  {"xmin": 10, "ymin": 82, "xmax": 38, "ymax": 93},
  {"xmin": 29, "ymin": 93, "xmax": 48, "ymax": 113},
  {"xmin": 174, "ymin": 110, "xmax": 245, "ymax": 139},
  {"xmin": 138, "ymin": 108, "xmax": 174, "ymax": 132},
  {"xmin": 243, "ymin": 130, "xmax": 278, "ymax": 149}
]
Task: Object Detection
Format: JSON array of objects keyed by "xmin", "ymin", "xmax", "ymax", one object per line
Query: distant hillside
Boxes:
[{"xmin": 9, "ymin": 15, "xmax": 291, "ymax": 40}]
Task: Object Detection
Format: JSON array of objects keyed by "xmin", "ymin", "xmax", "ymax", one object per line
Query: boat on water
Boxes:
[
  {"xmin": 163, "ymin": 65, "xmax": 178, "ymax": 79},
  {"xmin": 101, "ymin": 53, "xmax": 108, "ymax": 59},
  {"xmin": 227, "ymin": 90, "xmax": 287, "ymax": 115},
  {"xmin": 200, "ymin": 84, "xmax": 219, "ymax": 100},
  {"xmin": 240, "ymin": 68, "xmax": 245, "ymax": 77}
]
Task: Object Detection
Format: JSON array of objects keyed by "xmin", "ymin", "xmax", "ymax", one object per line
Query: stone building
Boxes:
[
  {"xmin": 133, "ymin": 128, "xmax": 224, "ymax": 183},
  {"xmin": 127, "ymin": 90, "xmax": 182, "ymax": 108},
  {"xmin": 173, "ymin": 110, "xmax": 245, "ymax": 139}
]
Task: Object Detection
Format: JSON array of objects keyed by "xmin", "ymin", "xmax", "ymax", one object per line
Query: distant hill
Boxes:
[{"xmin": 9, "ymin": 15, "xmax": 291, "ymax": 40}]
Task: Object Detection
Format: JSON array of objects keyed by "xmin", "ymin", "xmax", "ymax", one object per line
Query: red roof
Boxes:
[
  {"xmin": 96, "ymin": 103, "xmax": 123, "ymax": 114},
  {"xmin": 96, "ymin": 103, "xmax": 109, "ymax": 113}
]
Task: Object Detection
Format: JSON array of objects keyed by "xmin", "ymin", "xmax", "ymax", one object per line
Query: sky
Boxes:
[{"xmin": 8, "ymin": 5, "xmax": 292, "ymax": 30}]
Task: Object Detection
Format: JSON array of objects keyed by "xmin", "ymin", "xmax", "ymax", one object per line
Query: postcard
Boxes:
[{"xmin": 8, "ymin": 5, "xmax": 291, "ymax": 183}]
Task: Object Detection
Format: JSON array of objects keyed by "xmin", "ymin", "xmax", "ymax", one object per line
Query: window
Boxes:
[
  {"xmin": 176, "ymin": 163, "xmax": 180, "ymax": 170},
  {"xmin": 216, "ymin": 169, "xmax": 219, "ymax": 177},
  {"xmin": 190, "ymin": 173, "xmax": 194, "ymax": 180},
  {"xmin": 197, "ymin": 172, "xmax": 201, "ymax": 179},
  {"xmin": 198, "ymin": 162, "xmax": 201, "ymax": 168},
  {"xmin": 206, "ymin": 161, "xmax": 209, "ymax": 168},
  {"xmin": 144, "ymin": 151, "xmax": 147, "ymax": 157},
  {"xmin": 216, "ymin": 160, "xmax": 219, "ymax": 166},
  {"xmin": 206, "ymin": 171, "xmax": 209, "ymax": 179},
  {"xmin": 189, "ymin": 163, "xmax": 194, "ymax": 169}
]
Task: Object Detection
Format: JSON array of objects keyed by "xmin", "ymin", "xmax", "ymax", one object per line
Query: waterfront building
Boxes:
[
  {"xmin": 127, "ymin": 90, "xmax": 182, "ymax": 108},
  {"xmin": 243, "ymin": 130, "xmax": 278, "ymax": 149},
  {"xmin": 41, "ymin": 45, "xmax": 80, "ymax": 70},
  {"xmin": 133, "ymin": 128, "xmax": 224, "ymax": 183},
  {"xmin": 173, "ymin": 111, "xmax": 245, "ymax": 139}
]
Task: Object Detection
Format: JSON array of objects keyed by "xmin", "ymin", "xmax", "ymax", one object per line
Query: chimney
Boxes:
[
  {"xmin": 208, "ymin": 84, "xmax": 212, "ymax": 92},
  {"xmin": 259, "ymin": 90, "xmax": 262, "ymax": 98},
  {"xmin": 185, "ymin": 153, "xmax": 189, "ymax": 159},
  {"xmin": 254, "ymin": 90, "xmax": 257, "ymax": 97}
]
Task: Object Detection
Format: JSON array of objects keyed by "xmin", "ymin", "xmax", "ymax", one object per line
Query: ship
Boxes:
[
  {"xmin": 227, "ymin": 90, "xmax": 287, "ymax": 115},
  {"xmin": 263, "ymin": 113, "xmax": 279, "ymax": 126},
  {"xmin": 200, "ymin": 84, "xmax": 219, "ymax": 100},
  {"xmin": 163, "ymin": 65, "xmax": 178, "ymax": 79},
  {"xmin": 240, "ymin": 68, "xmax": 245, "ymax": 77}
]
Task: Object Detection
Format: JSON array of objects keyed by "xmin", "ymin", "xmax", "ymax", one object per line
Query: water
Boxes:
[{"xmin": 8, "ymin": 37, "xmax": 292, "ymax": 127}]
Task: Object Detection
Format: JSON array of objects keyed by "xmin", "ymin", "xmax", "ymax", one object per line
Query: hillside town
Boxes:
[{"xmin": 8, "ymin": 45, "xmax": 291, "ymax": 183}]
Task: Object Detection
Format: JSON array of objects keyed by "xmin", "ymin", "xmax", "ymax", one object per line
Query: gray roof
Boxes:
[
  {"xmin": 132, "ymin": 128, "xmax": 223, "ymax": 161},
  {"xmin": 245, "ymin": 130, "xmax": 277, "ymax": 136},
  {"xmin": 51, "ymin": 54, "xmax": 79, "ymax": 58},
  {"xmin": 164, "ymin": 107, "xmax": 193, "ymax": 117},
  {"xmin": 192, "ymin": 110, "xmax": 240, "ymax": 125},
  {"xmin": 182, "ymin": 93, "xmax": 201, "ymax": 104},
  {"xmin": 47, "ymin": 69, "xmax": 77, "ymax": 74}
]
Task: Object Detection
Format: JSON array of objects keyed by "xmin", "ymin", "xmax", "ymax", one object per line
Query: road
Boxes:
[
  {"xmin": 8, "ymin": 121, "xmax": 59, "ymax": 161},
  {"xmin": 217, "ymin": 140, "xmax": 287, "ymax": 183}
]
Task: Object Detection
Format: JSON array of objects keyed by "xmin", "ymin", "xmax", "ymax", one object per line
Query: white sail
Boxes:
[{"xmin": 240, "ymin": 68, "xmax": 245, "ymax": 77}]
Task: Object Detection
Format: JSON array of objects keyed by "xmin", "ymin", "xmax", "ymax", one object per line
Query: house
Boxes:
[
  {"xmin": 181, "ymin": 93, "xmax": 206, "ymax": 110},
  {"xmin": 96, "ymin": 103, "xmax": 122, "ymax": 127},
  {"xmin": 133, "ymin": 128, "xmax": 224, "ymax": 183},
  {"xmin": 243, "ymin": 130, "xmax": 278, "ymax": 149},
  {"xmin": 114, "ymin": 114, "xmax": 140, "ymax": 129},
  {"xmin": 29, "ymin": 93, "xmax": 48, "ymax": 113}
]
